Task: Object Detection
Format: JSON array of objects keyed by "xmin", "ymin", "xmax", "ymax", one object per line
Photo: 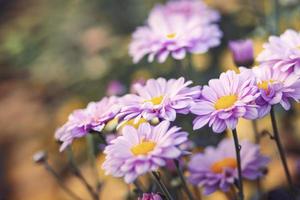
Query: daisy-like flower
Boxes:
[
  {"xmin": 55, "ymin": 97, "xmax": 120, "ymax": 151},
  {"xmin": 102, "ymin": 121, "xmax": 188, "ymax": 183},
  {"xmin": 229, "ymin": 39, "xmax": 254, "ymax": 68},
  {"xmin": 257, "ymin": 29, "xmax": 300, "ymax": 75},
  {"xmin": 118, "ymin": 77, "xmax": 201, "ymax": 123},
  {"xmin": 190, "ymin": 69, "xmax": 259, "ymax": 133},
  {"xmin": 129, "ymin": 0, "xmax": 222, "ymax": 63},
  {"xmin": 138, "ymin": 193, "xmax": 162, "ymax": 200},
  {"xmin": 251, "ymin": 65, "xmax": 300, "ymax": 117},
  {"xmin": 188, "ymin": 138, "xmax": 269, "ymax": 195}
]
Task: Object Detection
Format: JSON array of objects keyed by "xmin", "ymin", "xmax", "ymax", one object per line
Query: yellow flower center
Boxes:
[
  {"xmin": 144, "ymin": 96, "xmax": 163, "ymax": 105},
  {"xmin": 166, "ymin": 33, "xmax": 176, "ymax": 39},
  {"xmin": 214, "ymin": 95, "xmax": 237, "ymax": 110},
  {"xmin": 131, "ymin": 140, "xmax": 156, "ymax": 156},
  {"xmin": 211, "ymin": 158, "xmax": 237, "ymax": 173},
  {"xmin": 121, "ymin": 118, "xmax": 147, "ymax": 129},
  {"xmin": 258, "ymin": 80, "xmax": 274, "ymax": 93}
]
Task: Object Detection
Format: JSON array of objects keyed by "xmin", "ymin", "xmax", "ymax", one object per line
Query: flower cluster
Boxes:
[
  {"xmin": 188, "ymin": 138, "xmax": 269, "ymax": 194},
  {"xmin": 129, "ymin": 0, "xmax": 222, "ymax": 63},
  {"xmin": 52, "ymin": 1, "xmax": 300, "ymax": 198}
]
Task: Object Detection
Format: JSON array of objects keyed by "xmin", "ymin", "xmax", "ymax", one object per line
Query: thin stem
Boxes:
[
  {"xmin": 192, "ymin": 186, "xmax": 202, "ymax": 200},
  {"xmin": 270, "ymin": 107, "xmax": 294, "ymax": 193},
  {"xmin": 151, "ymin": 171, "xmax": 174, "ymax": 200},
  {"xmin": 133, "ymin": 179, "xmax": 144, "ymax": 194},
  {"xmin": 173, "ymin": 159, "xmax": 194, "ymax": 200},
  {"xmin": 232, "ymin": 129, "xmax": 244, "ymax": 200},
  {"xmin": 66, "ymin": 147, "xmax": 99, "ymax": 200},
  {"xmin": 87, "ymin": 134, "xmax": 102, "ymax": 196},
  {"xmin": 43, "ymin": 161, "xmax": 82, "ymax": 200}
]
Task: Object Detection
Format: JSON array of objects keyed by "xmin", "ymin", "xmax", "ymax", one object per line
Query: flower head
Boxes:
[
  {"xmin": 251, "ymin": 65, "xmax": 300, "ymax": 117},
  {"xmin": 257, "ymin": 29, "xmax": 300, "ymax": 75},
  {"xmin": 102, "ymin": 121, "xmax": 188, "ymax": 183},
  {"xmin": 190, "ymin": 69, "xmax": 259, "ymax": 133},
  {"xmin": 118, "ymin": 77, "xmax": 201, "ymax": 123},
  {"xmin": 129, "ymin": 0, "xmax": 222, "ymax": 63},
  {"xmin": 55, "ymin": 97, "xmax": 120, "ymax": 151},
  {"xmin": 188, "ymin": 138, "xmax": 269, "ymax": 195},
  {"xmin": 138, "ymin": 193, "xmax": 162, "ymax": 200},
  {"xmin": 229, "ymin": 39, "xmax": 254, "ymax": 68}
]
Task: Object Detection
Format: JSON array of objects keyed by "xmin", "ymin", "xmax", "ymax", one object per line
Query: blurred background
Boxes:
[{"xmin": 1, "ymin": 0, "xmax": 300, "ymax": 199}]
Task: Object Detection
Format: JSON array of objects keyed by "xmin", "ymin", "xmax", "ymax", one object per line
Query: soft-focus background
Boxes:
[{"xmin": 1, "ymin": 0, "xmax": 300, "ymax": 199}]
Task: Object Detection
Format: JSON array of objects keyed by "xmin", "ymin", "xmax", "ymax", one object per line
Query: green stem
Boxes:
[
  {"xmin": 87, "ymin": 134, "xmax": 102, "ymax": 196},
  {"xmin": 66, "ymin": 146, "xmax": 99, "ymax": 200},
  {"xmin": 173, "ymin": 159, "xmax": 195, "ymax": 200},
  {"xmin": 152, "ymin": 171, "xmax": 174, "ymax": 200},
  {"xmin": 270, "ymin": 107, "xmax": 294, "ymax": 194},
  {"xmin": 232, "ymin": 129, "xmax": 244, "ymax": 200}
]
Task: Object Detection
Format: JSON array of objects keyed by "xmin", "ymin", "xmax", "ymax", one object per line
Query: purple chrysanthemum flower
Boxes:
[
  {"xmin": 138, "ymin": 193, "xmax": 162, "ymax": 200},
  {"xmin": 106, "ymin": 80, "xmax": 125, "ymax": 96},
  {"xmin": 55, "ymin": 97, "xmax": 120, "ymax": 151},
  {"xmin": 229, "ymin": 39, "xmax": 254, "ymax": 68},
  {"xmin": 188, "ymin": 138, "xmax": 269, "ymax": 195},
  {"xmin": 190, "ymin": 69, "xmax": 259, "ymax": 133},
  {"xmin": 257, "ymin": 29, "xmax": 300, "ymax": 75},
  {"xmin": 118, "ymin": 77, "xmax": 201, "ymax": 123},
  {"xmin": 102, "ymin": 121, "xmax": 188, "ymax": 183},
  {"xmin": 129, "ymin": 0, "xmax": 222, "ymax": 63},
  {"xmin": 251, "ymin": 65, "xmax": 300, "ymax": 117}
]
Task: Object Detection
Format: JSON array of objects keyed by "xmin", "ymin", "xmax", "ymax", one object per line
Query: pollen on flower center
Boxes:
[
  {"xmin": 258, "ymin": 80, "xmax": 274, "ymax": 92},
  {"xmin": 144, "ymin": 96, "xmax": 164, "ymax": 105},
  {"xmin": 131, "ymin": 140, "xmax": 156, "ymax": 156},
  {"xmin": 211, "ymin": 158, "xmax": 237, "ymax": 173},
  {"xmin": 214, "ymin": 95, "xmax": 237, "ymax": 110},
  {"xmin": 166, "ymin": 33, "xmax": 176, "ymax": 39}
]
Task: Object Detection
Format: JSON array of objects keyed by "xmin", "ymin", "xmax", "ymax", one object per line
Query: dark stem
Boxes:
[
  {"xmin": 232, "ymin": 129, "xmax": 244, "ymax": 200},
  {"xmin": 66, "ymin": 147, "xmax": 99, "ymax": 200},
  {"xmin": 133, "ymin": 179, "xmax": 144, "ymax": 194},
  {"xmin": 173, "ymin": 159, "xmax": 195, "ymax": 200},
  {"xmin": 43, "ymin": 161, "xmax": 82, "ymax": 200},
  {"xmin": 270, "ymin": 107, "xmax": 294, "ymax": 193},
  {"xmin": 151, "ymin": 171, "xmax": 174, "ymax": 200}
]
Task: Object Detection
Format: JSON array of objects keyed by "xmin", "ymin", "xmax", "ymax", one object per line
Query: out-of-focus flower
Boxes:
[
  {"xmin": 190, "ymin": 69, "xmax": 259, "ymax": 133},
  {"xmin": 188, "ymin": 138, "xmax": 269, "ymax": 195},
  {"xmin": 99, "ymin": 133, "xmax": 118, "ymax": 151},
  {"xmin": 138, "ymin": 193, "xmax": 162, "ymax": 200},
  {"xmin": 102, "ymin": 121, "xmax": 188, "ymax": 183},
  {"xmin": 251, "ymin": 65, "xmax": 300, "ymax": 117},
  {"xmin": 257, "ymin": 29, "xmax": 300, "ymax": 75},
  {"xmin": 55, "ymin": 97, "xmax": 120, "ymax": 151},
  {"xmin": 229, "ymin": 39, "xmax": 254, "ymax": 68},
  {"xmin": 118, "ymin": 77, "xmax": 201, "ymax": 123},
  {"xmin": 129, "ymin": 0, "xmax": 222, "ymax": 63},
  {"xmin": 106, "ymin": 80, "xmax": 126, "ymax": 96}
]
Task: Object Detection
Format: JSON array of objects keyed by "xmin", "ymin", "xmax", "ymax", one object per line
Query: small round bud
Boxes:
[{"xmin": 33, "ymin": 150, "xmax": 47, "ymax": 164}]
